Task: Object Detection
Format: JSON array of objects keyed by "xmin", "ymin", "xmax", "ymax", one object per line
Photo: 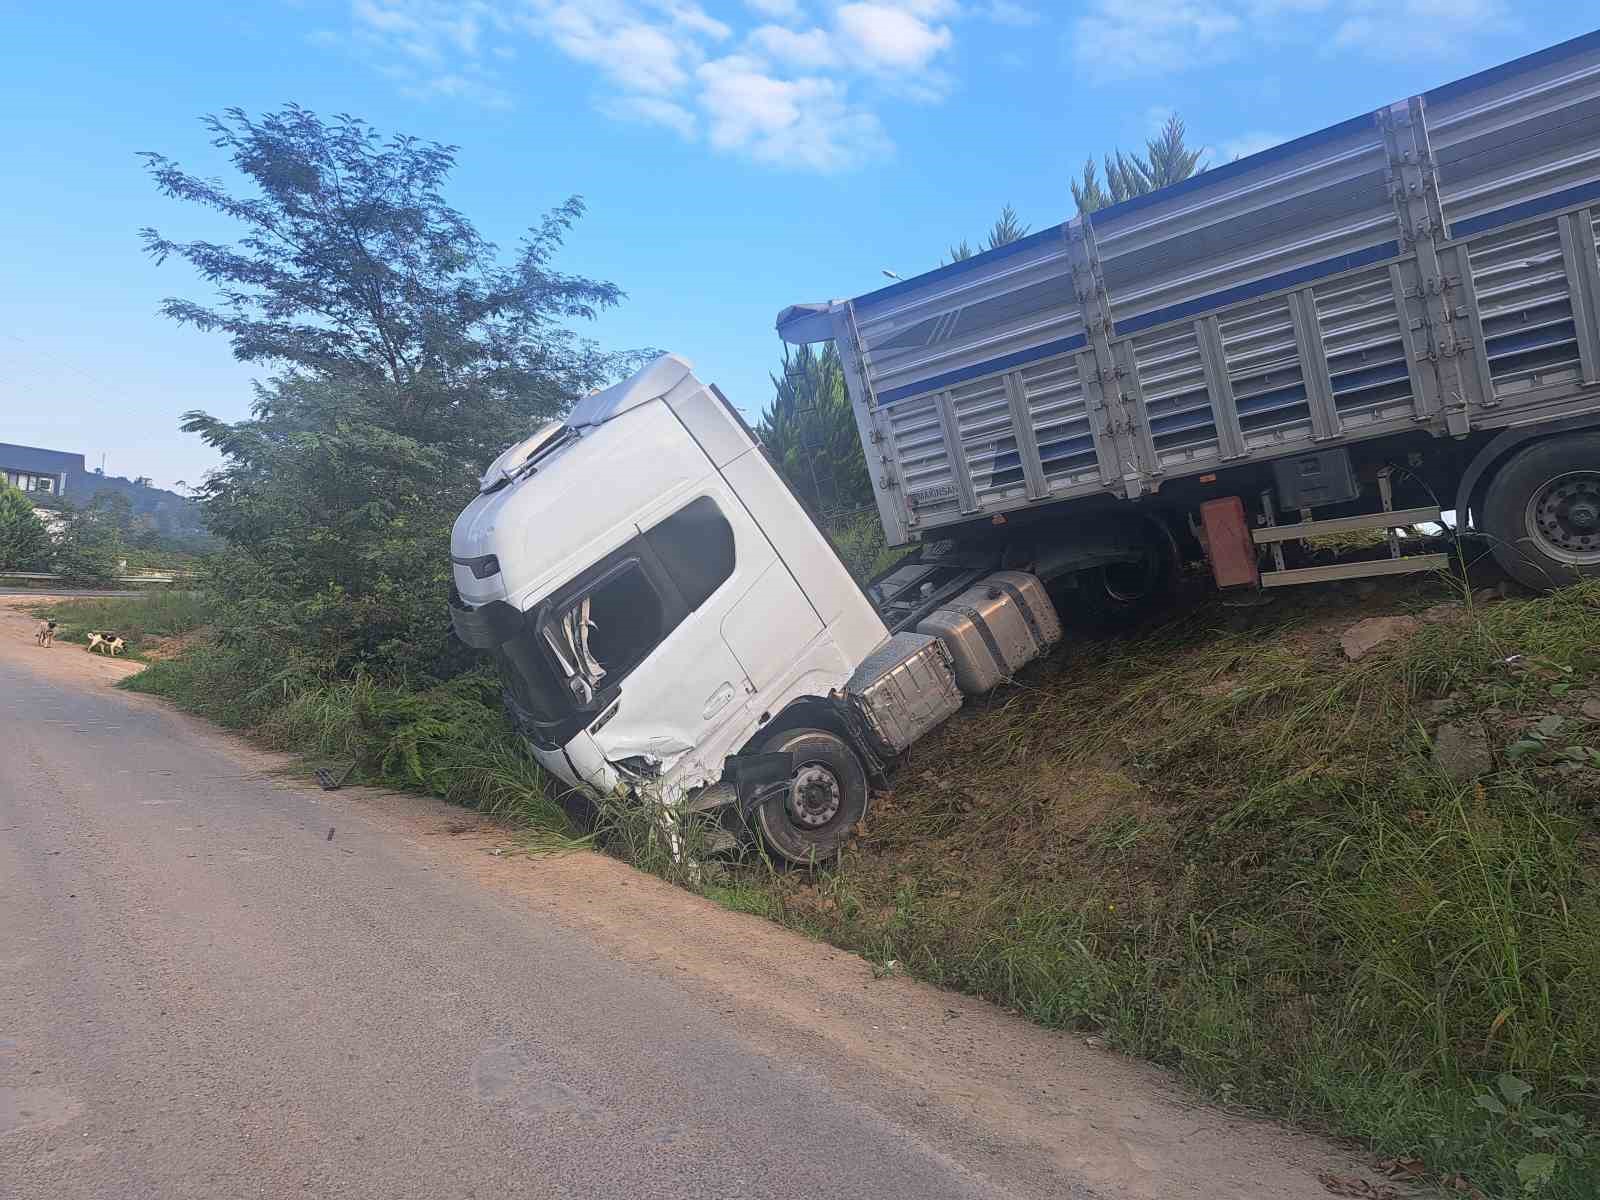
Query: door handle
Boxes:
[{"xmin": 702, "ymin": 682, "xmax": 736, "ymax": 720}]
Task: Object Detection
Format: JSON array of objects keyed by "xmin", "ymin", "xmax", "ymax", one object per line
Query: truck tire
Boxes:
[
  {"xmin": 1066, "ymin": 517, "xmax": 1180, "ymax": 628},
  {"xmin": 1481, "ymin": 434, "xmax": 1600, "ymax": 590},
  {"xmin": 753, "ymin": 728, "xmax": 868, "ymax": 866}
]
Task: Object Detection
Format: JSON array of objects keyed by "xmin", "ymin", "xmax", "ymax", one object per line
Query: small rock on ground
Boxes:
[
  {"xmin": 1341, "ymin": 615, "xmax": 1419, "ymax": 661},
  {"xmin": 1433, "ymin": 722, "xmax": 1492, "ymax": 784},
  {"xmin": 1583, "ymin": 698, "xmax": 1600, "ymax": 721},
  {"xmin": 1419, "ymin": 603, "xmax": 1461, "ymax": 624}
]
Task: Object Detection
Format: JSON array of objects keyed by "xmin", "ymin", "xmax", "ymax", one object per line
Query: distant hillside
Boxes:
[{"xmin": 65, "ymin": 467, "xmax": 209, "ymax": 540}]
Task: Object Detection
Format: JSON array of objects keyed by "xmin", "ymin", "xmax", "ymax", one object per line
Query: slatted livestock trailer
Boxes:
[{"xmin": 780, "ymin": 31, "xmax": 1600, "ymax": 613}]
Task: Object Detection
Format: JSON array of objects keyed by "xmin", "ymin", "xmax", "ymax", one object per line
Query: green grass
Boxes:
[
  {"xmin": 87, "ymin": 612, "xmax": 584, "ymax": 847},
  {"xmin": 37, "ymin": 590, "xmax": 211, "ymax": 657},
  {"xmin": 691, "ymin": 579, "xmax": 1600, "ymax": 1198}
]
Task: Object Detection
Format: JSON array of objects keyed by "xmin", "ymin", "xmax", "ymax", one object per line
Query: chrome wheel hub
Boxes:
[
  {"xmin": 1526, "ymin": 471, "xmax": 1600, "ymax": 564},
  {"xmin": 788, "ymin": 764, "xmax": 842, "ymax": 828}
]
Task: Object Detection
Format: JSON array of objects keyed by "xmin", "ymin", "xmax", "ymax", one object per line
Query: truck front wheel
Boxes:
[
  {"xmin": 1482, "ymin": 433, "xmax": 1600, "ymax": 590},
  {"xmin": 753, "ymin": 728, "xmax": 868, "ymax": 866}
]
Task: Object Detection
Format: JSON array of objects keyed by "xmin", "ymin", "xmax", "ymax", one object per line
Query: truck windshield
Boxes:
[
  {"xmin": 493, "ymin": 559, "xmax": 670, "ymax": 744},
  {"xmin": 491, "ymin": 498, "xmax": 735, "ymax": 746},
  {"xmin": 495, "ymin": 632, "xmax": 577, "ymax": 739}
]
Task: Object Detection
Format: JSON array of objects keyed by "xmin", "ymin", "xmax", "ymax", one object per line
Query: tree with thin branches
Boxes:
[{"xmin": 141, "ymin": 105, "xmax": 635, "ymax": 675}]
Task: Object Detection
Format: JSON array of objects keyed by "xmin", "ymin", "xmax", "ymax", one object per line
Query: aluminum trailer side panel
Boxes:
[{"xmin": 779, "ymin": 30, "xmax": 1600, "ymax": 546}]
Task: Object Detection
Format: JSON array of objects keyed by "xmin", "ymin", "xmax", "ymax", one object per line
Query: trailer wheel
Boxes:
[
  {"xmin": 1482, "ymin": 433, "xmax": 1600, "ymax": 590},
  {"xmin": 1070, "ymin": 517, "xmax": 1180, "ymax": 627},
  {"xmin": 753, "ymin": 728, "xmax": 868, "ymax": 866}
]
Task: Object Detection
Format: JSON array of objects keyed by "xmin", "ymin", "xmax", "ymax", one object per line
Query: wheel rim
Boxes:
[
  {"xmin": 1524, "ymin": 470, "xmax": 1600, "ymax": 565},
  {"xmin": 1101, "ymin": 556, "xmax": 1155, "ymax": 602},
  {"xmin": 787, "ymin": 762, "xmax": 842, "ymax": 828}
]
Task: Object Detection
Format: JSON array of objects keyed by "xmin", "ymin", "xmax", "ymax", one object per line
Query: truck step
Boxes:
[
  {"xmin": 1259, "ymin": 553, "xmax": 1451, "ymax": 588},
  {"xmin": 1252, "ymin": 506, "xmax": 1442, "ymax": 544}
]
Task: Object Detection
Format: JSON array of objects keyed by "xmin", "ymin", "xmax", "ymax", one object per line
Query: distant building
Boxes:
[
  {"xmin": 1, "ymin": 439, "xmax": 209, "ymax": 541},
  {"xmin": 0, "ymin": 442, "xmax": 85, "ymax": 498}
]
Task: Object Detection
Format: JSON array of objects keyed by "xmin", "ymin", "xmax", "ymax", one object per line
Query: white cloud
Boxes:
[
  {"xmin": 1219, "ymin": 130, "xmax": 1287, "ymax": 160},
  {"xmin": 398, "ymin": 71, "xmax": 512, "ymax": 108},
  {"xmin": 649, "ymin": 0, "xmax": 733, "ymax": 42},
  {"xmin": 352, "ymin": 0, "xmax": 483, "ymax": 58},
  {"xmin": 321, "ymin": 0, "xmax": 963, "ymax": 171},
  {"xmin": 1070, "ymin": 1, "xmax": 1242, "ymax": 80},
  {"xmin": 697, "ymin": 54, "xmax": 891, "ymax": 170},
  {"xmin": 835, "ymin": 3, "xmax": 953, "ymax": 72},
  {"xmin": 534, "ymin": 2, "xmax": 723, "ymax": 95},
  {"xmin": 745, "ymin": 0, "xmax": 805, "ymax": 20},
  {"xmin": 1069, "ymin": 0, "xmax": 1517, "ymax": 80},
  {"xmin": 748, "ymin": 23, "xmax": 840, "ymax": 69},
  {"xmin": 1333, "ymin": 0, "xmax": 1514, "ymax": 59},
  {"xmin": 598, "ymin": 94, "xmax": 699, "ymax": 138}
]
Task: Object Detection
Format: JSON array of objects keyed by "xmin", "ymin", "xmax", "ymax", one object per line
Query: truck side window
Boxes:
[
  {"xmin": 582, "ymin": 563, "xmax": 665, "ymax": 676},
  {"xmin": 529, "ymin": 502, "xmax": 732, "ymax": 714},
  {"xmin": 643, "ymin": 495, "xmax": 735, "ymax": 611}
]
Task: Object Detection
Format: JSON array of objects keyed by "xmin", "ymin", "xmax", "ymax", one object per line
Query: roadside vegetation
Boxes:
[
  {"xmin": 696, "ymin": 574, "xmax": 1600, "ymax": 1199},
  {"xmin": 86, "ymin": 105, "xmax": 625, "ymax": 844},
  {"xmin": 38, "ymin": 589, "xmax": 209, "ymax": 655}
]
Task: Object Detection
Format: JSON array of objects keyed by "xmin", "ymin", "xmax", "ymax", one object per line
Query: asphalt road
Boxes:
[{"xmin": 1, "ymin": 614, "xmax": 1372, "ymax": 1200}]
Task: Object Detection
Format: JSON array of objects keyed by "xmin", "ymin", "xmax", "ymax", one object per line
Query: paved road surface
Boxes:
[
  {"xmin": 0, "ymin": 589, "xmax": 148, "ymax": 598},
  {"xmin": 1, "ymin": 607, "xmax": 1374, "ymax": 1199}
]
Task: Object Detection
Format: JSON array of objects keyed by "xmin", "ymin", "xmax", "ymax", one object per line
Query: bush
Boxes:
[
  {"xmin": 50, "ymin": 500, "xmax": 125, "ymax": 585},
  {"xmin": 0, "ymin": 482, "xmax": 52, "ymax": 571},
  {"xmin": 827, "ymin": 510, "xmax": 909, "ymax": 583}
]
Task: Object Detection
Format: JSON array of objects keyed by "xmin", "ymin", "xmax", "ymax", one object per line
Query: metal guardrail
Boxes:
[{"xmin": 0, "ymin": 571, "xmax": 192, "ymax": 584}]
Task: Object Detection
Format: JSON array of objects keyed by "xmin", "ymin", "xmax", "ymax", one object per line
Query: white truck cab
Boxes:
[
  {"xmin": 452, "ymin": 354, "xmax": 1061, "ymax": 861},
  {"xmin": 450, "ymin": 355, "xmax": 901, "ymax": 857}
]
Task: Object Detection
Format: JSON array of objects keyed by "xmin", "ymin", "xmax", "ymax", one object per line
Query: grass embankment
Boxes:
[
  {"xmin": 705, "ymin": 577, "xmax": 1600, "ymax": 1197},
  {"xmin": 37, "ymin": 592, "xmax": 578, "ymax": 843},
  {"xmin": 45, "ymin": 581, "xmax": 1600, "ymax": 1194}
]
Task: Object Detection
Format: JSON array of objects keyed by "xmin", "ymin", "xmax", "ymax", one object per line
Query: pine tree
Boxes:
[
  {"xmin": 1071, "ymin": 115, "xmax": 1207, "ymax": 214},
  {"xmin": 756, "ymin": 343, "xmax": 873, "ymax": 517},
  {"xmin": 943, "ymin": 203, "xmax": 1032, "ymax": 264}
]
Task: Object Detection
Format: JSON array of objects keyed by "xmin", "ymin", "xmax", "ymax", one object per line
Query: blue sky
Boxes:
[{"xmin": 1, "ymin": 2, "xmax": 1592, "ymax": 490}]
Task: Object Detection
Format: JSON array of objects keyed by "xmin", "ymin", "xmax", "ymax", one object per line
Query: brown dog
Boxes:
[{"xmin": 35, "ymin": 619, "xmax": 57, "ymax": 647}]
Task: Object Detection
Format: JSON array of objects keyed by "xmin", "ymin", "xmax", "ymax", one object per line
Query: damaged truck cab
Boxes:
[{"xmin": 449, "ymin": 355, "xmax": 907, "ymax": 857}]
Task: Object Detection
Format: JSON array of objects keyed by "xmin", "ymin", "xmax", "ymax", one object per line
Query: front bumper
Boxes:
[{"xmin": 448, "ymin": 592, "xmax": 525, "ymax": 650}]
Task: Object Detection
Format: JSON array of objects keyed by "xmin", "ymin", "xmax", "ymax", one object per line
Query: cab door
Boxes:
[{"xmin": 583, "ymin": 479, "xmax": 768, "ymax": 781}]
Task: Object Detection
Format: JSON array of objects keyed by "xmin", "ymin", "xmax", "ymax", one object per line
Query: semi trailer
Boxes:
[{"xmin": 451, "ymin": 32, "xmax": 1600, "ymax": 862}]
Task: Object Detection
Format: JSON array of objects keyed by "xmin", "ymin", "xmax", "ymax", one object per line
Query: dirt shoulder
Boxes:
[
  {"xmin": 2, "ymin": 595, "xmax": 144, "ymax": 686},
  {"xmin": 0, "ymin": 593, "xmax": 1386, "ymax": 1199}
]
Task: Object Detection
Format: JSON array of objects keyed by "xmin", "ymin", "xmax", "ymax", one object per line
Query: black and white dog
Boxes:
[{"xmin": 86, "ymin": 630, "xmax": 127, "ymax": 656}]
